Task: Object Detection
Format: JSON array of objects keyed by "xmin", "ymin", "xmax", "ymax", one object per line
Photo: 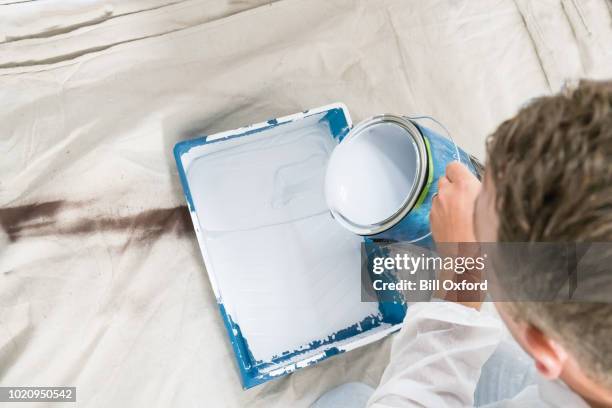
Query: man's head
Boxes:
[{"xmin": 473, "ymin": 80, "xmax": 612, "ymax": 400}]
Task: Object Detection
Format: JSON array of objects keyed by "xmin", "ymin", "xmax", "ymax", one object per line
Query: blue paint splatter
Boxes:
[
  {"xmin": 321, "ymin": 107, "xmax": 351, "ymax": 141},
  {"xmin": 218, "ymin": 301, "xmax": 394, "ymax": 389}
]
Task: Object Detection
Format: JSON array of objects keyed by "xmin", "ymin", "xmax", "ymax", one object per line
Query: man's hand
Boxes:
[
  {"xmin": 430, "ymin": 161, "xmax": 481, "ymax": 243},
  {"xmin": 430, "ymin": 162, "xmax": 483, "ymax": 309}
]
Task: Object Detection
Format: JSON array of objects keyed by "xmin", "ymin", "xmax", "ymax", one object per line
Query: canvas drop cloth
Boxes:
[{"xmin": 1, "ymin": 0, "xmax": 611, "ymax": 406}]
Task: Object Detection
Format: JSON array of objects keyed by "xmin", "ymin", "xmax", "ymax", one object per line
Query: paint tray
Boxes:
[{"xmin": 174, "ymin": 103, "xmax": 405, "ymax": 388}]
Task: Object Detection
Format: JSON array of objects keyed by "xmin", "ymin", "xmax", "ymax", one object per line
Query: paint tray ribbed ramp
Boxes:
[{"xmin": 174, "ymin": 103, "xmax": 405, "ymax": 388}]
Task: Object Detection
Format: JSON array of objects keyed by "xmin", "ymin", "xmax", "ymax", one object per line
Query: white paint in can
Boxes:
[{"xmin": 325, "ymin": 116, "xmax": 427, "ymax": 235}]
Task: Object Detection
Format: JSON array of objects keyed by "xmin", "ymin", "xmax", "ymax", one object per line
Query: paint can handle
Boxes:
[{"xmin": 403, "ymin": 115, "xmax": 463, "ymax": 165}]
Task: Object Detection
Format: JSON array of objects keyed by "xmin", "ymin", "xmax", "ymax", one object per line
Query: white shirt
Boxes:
[{"xmin": 367, "ymin": 302, "xmax": 589, "ymax": 407}]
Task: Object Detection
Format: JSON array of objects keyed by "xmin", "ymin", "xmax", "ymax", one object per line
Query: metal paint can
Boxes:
[{"xmin": 325, "ymin": 114, "xmax": 479, "ymax": 246}]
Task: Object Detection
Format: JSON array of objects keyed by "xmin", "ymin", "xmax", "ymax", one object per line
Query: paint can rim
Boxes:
[{"xmin": 328, "ymin": 114, "xmax": 429, "ymax": 236}]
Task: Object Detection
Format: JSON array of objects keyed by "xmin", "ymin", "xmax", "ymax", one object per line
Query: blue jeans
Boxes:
[{"xmin": 311, "ymin": 382, "xmax": 374, "ymax": 408}]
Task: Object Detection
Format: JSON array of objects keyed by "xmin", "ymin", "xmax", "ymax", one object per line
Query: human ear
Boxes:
[{"xmin": 524, "ymin": 325, "xmax": 568, "ymax": 379}]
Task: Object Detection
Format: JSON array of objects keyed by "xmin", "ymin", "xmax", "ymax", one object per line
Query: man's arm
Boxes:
[
  {"xmin": 367, "ymin": 302, "xmax": 502, "ymax": 407},
  {"xmin": 430, "ymin": 162, "xmax": 484, "ymax": 309},
  {"xmin": 368, "ymin": 162, "xmax": 499, "ymax": 407}
]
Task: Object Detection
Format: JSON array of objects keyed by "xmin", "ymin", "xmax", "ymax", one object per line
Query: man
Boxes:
[{"xmin": 366, "ymin": 80, "xmax": 612, "ymax": 407}]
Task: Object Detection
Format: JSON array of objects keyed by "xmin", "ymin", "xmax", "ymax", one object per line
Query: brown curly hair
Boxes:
[
  {"xmin": 487, "ymin": 80, "xmax": 612, "ymax": 241},
  {"xmin": 486, "ymin": 79, "xmax": 612, "ymax": 386}
]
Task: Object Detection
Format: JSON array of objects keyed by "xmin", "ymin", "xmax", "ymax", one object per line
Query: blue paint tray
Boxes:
[{"xmin": 174, "ymin": 103, "xmax": 405, "ymax": 388}]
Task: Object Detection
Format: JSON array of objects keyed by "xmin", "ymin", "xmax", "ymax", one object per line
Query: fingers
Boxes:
[
  {"xmin": 445, "ymin": 161, "xmax": 472, "ymax": 183},
  {"xmin": 436, "ymin": 161, "xmax": 480, "ymax": 203},
  {"xmin": 437, "ymin": 176, "xmax": 449, "ymax": 192}
]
